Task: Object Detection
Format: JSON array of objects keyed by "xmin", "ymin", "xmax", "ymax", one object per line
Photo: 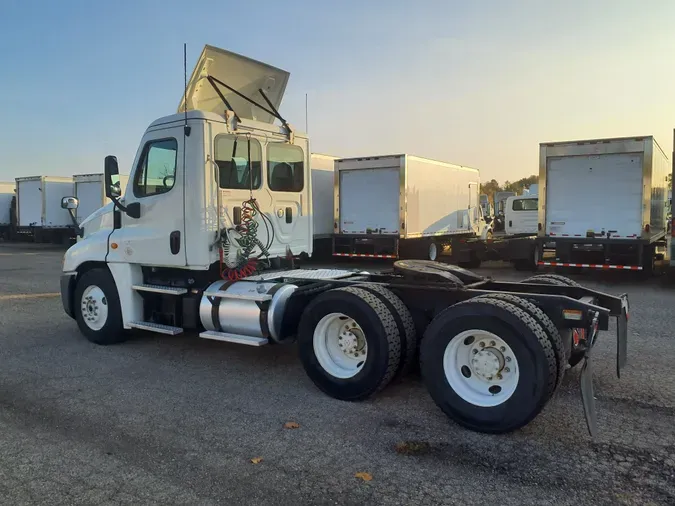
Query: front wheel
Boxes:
[{"xmin": 74, "ymin": 268, "xmax": 127, "ymax": 345}]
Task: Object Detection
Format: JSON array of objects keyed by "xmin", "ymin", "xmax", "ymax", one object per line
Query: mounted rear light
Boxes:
[
  {"xmin": 645, "ymin": 224, "xmax": 650, "ymax": 233},
  {"xmin": 563, "ymin": 309, "xmax": 583, "ymax": 321},
  {"xmin": 538, "ymin": 223, "xmax": 542, "ymax": 231}
]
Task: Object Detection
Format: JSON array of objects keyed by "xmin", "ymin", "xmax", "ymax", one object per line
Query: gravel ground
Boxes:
[{"xmin": 0, "ymin": 244, "xmax": 674, "ymax": 505}]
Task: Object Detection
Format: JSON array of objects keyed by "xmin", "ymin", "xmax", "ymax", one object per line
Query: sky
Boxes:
[{"xmin": 1, "ymin": 0, "xmax": 674, "ymax": 183}]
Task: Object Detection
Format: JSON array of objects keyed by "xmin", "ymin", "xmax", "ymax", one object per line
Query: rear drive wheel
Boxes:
[
  {"xmin": 356, "ymin": 283, "xmax": 418, "ymax": 378},
  {"xmin": 297, "ymin": 287, "xmax": 402, "ymax": 401},
  {"xmin": 420, "ymin": 298, "xmax": 557, "ymax": 433},
  {"xmin": 74, "ymin": 268, "xmax": 127, "ymax": 345},
  {"xmin": 520, "ymin": 274, "xmax": 583, "ymax": 366},
  {"xmin": 522, "ymin": 273, "xmax": 580, "ymax": 287},
  {"xmin": 474, "ymin": 293, "xmax": 565, "ymax": 392}
]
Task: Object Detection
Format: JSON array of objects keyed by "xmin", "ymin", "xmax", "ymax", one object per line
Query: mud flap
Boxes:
[
  {"xmin": 580, "ymin": 352, "xmax": 597, "ymax": 439},
  {"xmin": 616, "ymin": 294, "xmax": 628, "ymax": 378}
]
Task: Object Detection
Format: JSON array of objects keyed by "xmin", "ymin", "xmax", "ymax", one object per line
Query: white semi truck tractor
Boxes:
[{"xmin": 59, "ymin": 45, "xmax": 629, "ymax": 436}]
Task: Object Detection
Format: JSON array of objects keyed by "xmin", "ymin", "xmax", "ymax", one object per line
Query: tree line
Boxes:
[{"xmin": 480, "ymin": 175, "xmax": 538, "ymax": 204}]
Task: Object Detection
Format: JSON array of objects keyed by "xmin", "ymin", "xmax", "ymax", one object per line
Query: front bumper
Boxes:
[{"xmin": 60, "ymin": 273, "xmax": 76, "ymax": 319}]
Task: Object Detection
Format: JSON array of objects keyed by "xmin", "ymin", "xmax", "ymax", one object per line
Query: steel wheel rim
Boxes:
[
  {"xmin": 443, "ymin": 329, "xmax": 519, "ymax": 407},
  {"xmin": 429, "ymin": 242, "xmax": 438, "ymax": 261},
  {"xmin": 313, "ymin": 312, "xmax": 368, "ymax": 379},
  {"xmin": 80, "ymin": 285, "xmax": 108, "ymax": 331}
]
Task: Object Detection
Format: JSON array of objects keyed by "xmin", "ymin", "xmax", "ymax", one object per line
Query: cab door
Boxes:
[
  {"xmin": 265, "ymin": 141, "xmax": 310, "ymax": 255},
  {"xmin": 107, "ymin": 126, "xmax": 186, "ymax": 267}
]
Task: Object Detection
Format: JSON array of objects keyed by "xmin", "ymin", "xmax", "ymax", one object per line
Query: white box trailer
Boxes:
[
  {"xmin": 16, "ymin": 176, "xmax": 75, "ymax": 243},
  {"xmin": 310, "ymin": 154, "xmax": 338, "ymax": 239},
  {"xmin": 332, "ymin": 154, "xmax": 485, "ymax": 259},
  {"xmin": 310, "ymin": 153, "xmax": 339, "ymax": 258},
  {"xmin": 0, "ymin": 182, "xmax": 14, "ymax": 226},
  {"xmin": 73, "ymin": 173, "xmax": 130, "ymax": 224},
  {"xmin": 0, "ymin": 182, "xmax": 15, "ymax": 239},
  {"xmin": 538, "ymin": 136, "xmax": 670, "ymax": 273}
]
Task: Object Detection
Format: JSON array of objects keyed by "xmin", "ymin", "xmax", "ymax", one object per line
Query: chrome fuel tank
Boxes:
[{"xmin": 199, "ymin": 280, "xmax": 298, "ymax": 342}]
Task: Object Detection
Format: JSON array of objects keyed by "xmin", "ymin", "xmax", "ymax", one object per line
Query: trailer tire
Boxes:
[
  {"xmin": 297, "ymin": 287, "xmax": 402, "ymax": 401},
  {"xmin": 420, "ymin": 298, "xmax": 557, "ymax": 433},
  {"xmin": 74, "ymin": 268, "xmax": 127, "ymax": 345},
  {"xmin": 520, "ymin": 274, "xmax": 583, "ymax": 366},
  {"xmin": 356, "ymin": 283, "xmax": 418, "ymax": 378},
  {"xmin": 473, "ymin": 293, "xmax": 565, "ymax": 392}
]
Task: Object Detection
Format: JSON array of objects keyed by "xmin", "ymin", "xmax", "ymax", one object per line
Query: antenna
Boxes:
[
  {"xmin": 305, "ymin": 93, "xmax": 308, "ymax": 133},
  {"xmin": 183, "ymin": 43, "xmax": 191, "ymax": 136}
]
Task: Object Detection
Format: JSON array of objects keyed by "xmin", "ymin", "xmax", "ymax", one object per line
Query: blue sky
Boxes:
[{"xmin": 1, "ymin": 0, "xmax": 674, "ymax": 183}]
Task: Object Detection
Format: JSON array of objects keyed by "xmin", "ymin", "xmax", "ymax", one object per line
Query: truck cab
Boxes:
[
  {"xmin": 61, "ymin": 45, "xmax": 313, "ymax": 331},
  {"xmin": 504, "ymin": 194, "xmax": 538, "ymax": 236}
]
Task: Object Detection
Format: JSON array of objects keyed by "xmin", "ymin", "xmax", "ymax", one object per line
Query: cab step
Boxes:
[
  {"xmin": 199, "ymin": 330, "xmax": 268, "ymax": 346},
  {"xmin": 132, "ymin": 284, "xmax": 188, "ymax": 295},
  {"xmin": 128, "ymin": 321, "xmax": 184, "ymax": 335}
]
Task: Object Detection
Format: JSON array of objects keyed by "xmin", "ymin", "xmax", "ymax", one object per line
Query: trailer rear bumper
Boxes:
[
  {"xmin": 537, "ymin": 236, "xmax": 659, "ymax": 270},
  {"xmin": 332, "ymin": 234, "xmax": 398, "ymax": 259}
]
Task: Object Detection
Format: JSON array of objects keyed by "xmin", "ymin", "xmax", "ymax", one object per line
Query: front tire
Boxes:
[
  {"xmin": 420, "ymin": 298, "xmax": 557, "ymax": 433},
  {"xmin": 297, "ymin": 287, "xmax": 402, "ymax": 401},
  {"xmin": 74, "ymin": 268, "xmax": 126, "ymax": 345}
]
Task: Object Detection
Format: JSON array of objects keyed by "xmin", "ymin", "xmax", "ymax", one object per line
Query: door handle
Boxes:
[
  {"xmin": 170, "ymin": 231, "xmax": 181, "ymax": 255},
  {"xmin": 285, "ymin": 207, "xmax": 292, "ymax": 224},
  {"xmin": 233, "ymin": 206, "xmax": 242, "ymax": 225},
  {"xmin": 509, "ymin": 220, "xmax": 512, "ymax": 227}
]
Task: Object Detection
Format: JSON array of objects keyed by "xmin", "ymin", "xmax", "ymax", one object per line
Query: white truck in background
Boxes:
[
  {"xmin": 15, "ymin": 176, "xmax": 76, "ymax": 244},
  {"xmin": 492, "ymin": 191, "xmax": 516, "ymax": 232},
  {"xmin": 538, "ymin": 136, "xmax": 669, "ymax": 274},
  {"xmin": 332, "ymin": 154, "xmax": 489, "ymax": 262},
  {"xmin": 310, "ymin": 153, "xmax": 339, "ymax": 257},
  {"xmin": 74, "ymin": 173, "xmax": 130, "ymax": 225},
  {"xmin": 504, "ymin": 189, "xmax": 538, "ymax": 236},
  {"xmin": 57, "ymin": 44, "xmax": 630, "ymax": 438},
  {"xmin": 0, "ymin": 182, "xmax": 15, "ymax": 240}
]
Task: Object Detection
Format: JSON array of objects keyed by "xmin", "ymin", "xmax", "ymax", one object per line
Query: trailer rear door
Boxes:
[
  {"xmin": 339, "ymin": 167, "xmax": 400, "ymax": 234},
  {"xmin": 545, "ymin": 153, "xmax": 643, "ymax": 239}
]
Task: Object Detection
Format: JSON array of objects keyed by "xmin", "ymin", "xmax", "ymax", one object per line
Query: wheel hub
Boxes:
[
  {"xmin": 80, "ymin": 285, "xmax": 109, "ymax": 331},
  {"xmin": 471, "ymin": 349, "xmax": 503, "ymax": 380},
  {"xmin": 442, "ymin": 330, "xmax": 520, "ymax": 407},
  {"xmin": 313, "ymin": 313, "xmax": 368, "ymax": 379}
]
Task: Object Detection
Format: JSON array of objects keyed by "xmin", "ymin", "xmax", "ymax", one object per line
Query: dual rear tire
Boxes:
[
  {"xmin": 297, "ymin": 285, "xmax": 417, "ymax": 401},
  {"xmin": 298, "ymin": 286, "xmax": 563, "ymax": 434}
]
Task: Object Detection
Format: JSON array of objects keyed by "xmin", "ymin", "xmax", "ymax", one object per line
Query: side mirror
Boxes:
[
  {"xmin": 61, "ymin": 196, "xmax": 79, "ymax": 210},
  {"xmin": 61, "ymin": 197, "xmax": 83, "ymax": 237},
  {"xmin": 104, "ymin": 155, "xmax": 121, "ymax": 199}
]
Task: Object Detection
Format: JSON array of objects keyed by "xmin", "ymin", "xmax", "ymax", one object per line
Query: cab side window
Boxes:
[
  {"xmin": 512, "ymin": 198, "xmax": 538, "ymax": 211},
  {"xmin": 214, "ymin": 135, "xmax": 262, "ymax": 189},
  {"xmin": 267, "ymin": 143, "xmax": 304, "ymax": 192},
  {"xmin": 133, "ymin": 138, "xmax": 178, "ymax": 198}
]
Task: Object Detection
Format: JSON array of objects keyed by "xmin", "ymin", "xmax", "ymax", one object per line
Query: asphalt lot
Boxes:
[{"xmin": 0, "ymin": 243, "xmax": 674, "ymax": 505}]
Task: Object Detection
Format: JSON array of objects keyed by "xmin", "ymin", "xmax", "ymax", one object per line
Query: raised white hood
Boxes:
[{"xmin": 178, "ymin": 45, "xmax": 290, "ymax": 124}]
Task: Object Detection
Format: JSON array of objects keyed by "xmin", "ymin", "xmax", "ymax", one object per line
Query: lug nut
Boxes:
[
  {"xmin": 504, "ymin": 367, "xmax": 510, "ymax": 373},
  {"xmin": 472, "ymin": 349, "xmax": 478, "ymax": 354},
  {"xmin": 506, "ymin": 357, "xmax": 511, "ymax": 362},
  {"xmin": 497, "ymin": 373, "xmax": 503, "ymax": 380},
  {"xmin": 490, "ymin": 341, "xmax": 496, "ymax": 347},
  {"xmin": 479, "ymin": 342, "xmax": 485, "ymax": 348},
  {"xmin": 500, "ymin": 346, "xmax": 506, "ymax": 352}
]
